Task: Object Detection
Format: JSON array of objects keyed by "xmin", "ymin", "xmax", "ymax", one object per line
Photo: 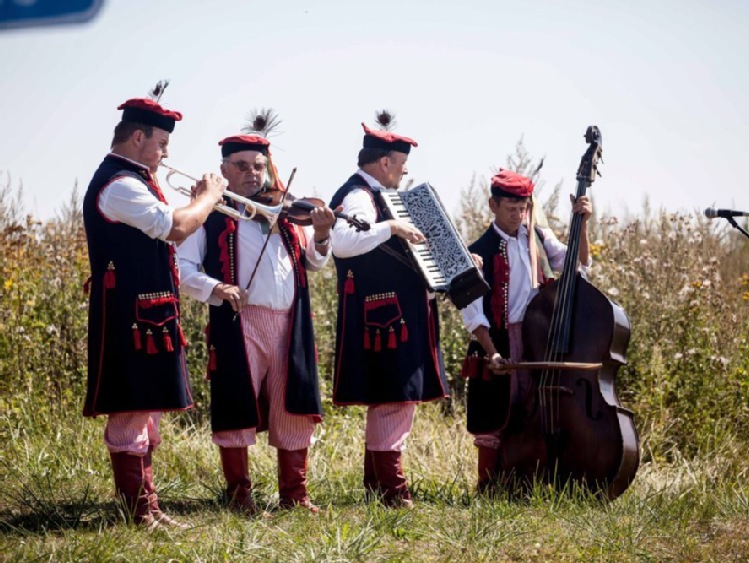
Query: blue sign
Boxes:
[{"xmin": 0, "ymin": 0, "xmax": 105, "ymax": 31}]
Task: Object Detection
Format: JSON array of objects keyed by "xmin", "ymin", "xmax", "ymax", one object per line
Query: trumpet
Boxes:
[{"xmin": 159, "ymin": 163, "xmax": 283, "ymax": 222}]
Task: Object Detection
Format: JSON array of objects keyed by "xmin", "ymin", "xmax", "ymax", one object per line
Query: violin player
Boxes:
[
  {"xmin": 178, "ymin": 127, "xmax": 336, "ymax": 515},
  {"xmin": 460, "ymin": 169, "xmax": 592, "ymax": 494}
]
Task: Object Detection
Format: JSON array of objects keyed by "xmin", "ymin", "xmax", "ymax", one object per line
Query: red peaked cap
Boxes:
[
  {"xmin": 219, "ymin": 135, "xmax": 270, "ymax": 157},
  {"xmin": 117, "ymin": 98, "xmax": 183, "ymax": 133},
  {"xmin": 361, "ymin": 123, "xmax": 418, "ymax": 154},
  {"xmin": 490, "ymin": 169, "xmax": 534, "ymax": 198}
]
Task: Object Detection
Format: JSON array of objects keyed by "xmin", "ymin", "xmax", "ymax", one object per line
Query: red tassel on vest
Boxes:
[
  {"xmin": 344, "ymin": 270, "xmax": 355, "ymax": 294},
  {"xmin": 178, "ymin": 323, "xmax": 187, "ymax": 346},
  {"xmin": 132, "ymin": 323, "xmax": 142, "ymax": 351},
  {"xmin": 146, "ymin": 329, "xmax": 157, "ymax": 354},
  {"xmin": 162, "ymin": 327, "xmax": 174, "ymax": 352},
  {"xmin": 363, "ymin": 328, "xmax": 371, "ymax": 350},
  {"xmin": 388, "ymin": 327, "xmax": 397, "ymax": 349},
  {"xmin": 103, "ymin": 261, "xmax": 116, "ymax": 289},
  {"xmin": 208, "ymin": 345, "xmax": 218, "ymax": 371},
  {"xmin": 400, "ymin": 319, "xmax": 408, "ymax": 342},
  {"xmin": 374, "ymin": 329, "xmax": 381, "ymax": 352}
]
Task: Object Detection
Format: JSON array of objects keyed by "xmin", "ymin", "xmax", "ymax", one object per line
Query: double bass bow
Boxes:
[{"xmin": 498, "ymin": 126, "xmax": 640, "ymax": 499}]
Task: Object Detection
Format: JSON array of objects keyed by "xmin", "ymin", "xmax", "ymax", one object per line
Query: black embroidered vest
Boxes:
[
  {"xmin": 329, "ymin": 174, "xmax": 447, "ymax": 405},
  {"xmin": 82, "ymin": 154, "xmax": 191, "ymax": 416}
]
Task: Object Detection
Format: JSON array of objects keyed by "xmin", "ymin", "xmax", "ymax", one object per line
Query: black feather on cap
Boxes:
[
  {"xmin": 148, "ymin": 79, "xmax": 170, "ymax": 103},
  {"xmin": 242, "ymin": 108, "xmax": 282, "ymax": 138},
  {"xmin": 374, "ymin": 109, "xmax": 397, "ymax": 131}
]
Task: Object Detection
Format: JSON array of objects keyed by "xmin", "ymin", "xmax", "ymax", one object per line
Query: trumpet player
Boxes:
[
  {"xmin": 178, "ymin": 132, "xmax": 336, "ymax": 515},
  {"xmin": 82, "ymin": 90, "xmax": 225, "ymax": 529}
]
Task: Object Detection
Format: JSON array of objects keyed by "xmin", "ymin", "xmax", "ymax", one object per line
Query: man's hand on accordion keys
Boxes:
[{"xmin": 387, "ymin": 219, "xmax": 426, "ymax": 244}]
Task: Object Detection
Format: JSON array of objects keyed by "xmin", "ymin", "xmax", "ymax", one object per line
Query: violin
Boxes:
[{"xmin": 250, "ymin": 188, "xmax": 371, "ymax": 232}]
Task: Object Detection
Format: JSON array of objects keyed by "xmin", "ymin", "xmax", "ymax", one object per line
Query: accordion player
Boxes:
[{"xmin": 379, "ymin": 182, "xmax": 489, "ymax": 309}]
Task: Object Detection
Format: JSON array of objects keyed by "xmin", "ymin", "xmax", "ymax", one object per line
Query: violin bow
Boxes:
[
  {"xmin": 484, "ymin": 360, "xmax": 603, "ymax": 372},
  {"xmin": 232, "ymin": 167, "xmax": 297, "ymax": 321}
]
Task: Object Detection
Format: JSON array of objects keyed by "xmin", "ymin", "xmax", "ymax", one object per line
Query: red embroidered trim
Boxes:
[
  {"xmin": 280, "ymin": 219, "xmax": 306, "ymax": 288},
  {"xmin": 217, "ymin": 217, "xmax": 237, "ymax": 284},
  {"xmin": 138, "ymin": 295, "xmax": 177, "ymax": 308},
  {"xmin": 490, "ymin": 243, "xmax": 510, "ymax": 329}
]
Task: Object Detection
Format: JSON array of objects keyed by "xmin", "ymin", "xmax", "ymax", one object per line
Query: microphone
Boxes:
[{"xmin": 704, "ymin": 207, "xmax": 749, "ymax": 219}]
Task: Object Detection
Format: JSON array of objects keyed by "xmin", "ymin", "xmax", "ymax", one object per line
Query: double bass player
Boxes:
[{"xmin": 460, "ymin": 168, "xmax": 592, "ymax": 494}]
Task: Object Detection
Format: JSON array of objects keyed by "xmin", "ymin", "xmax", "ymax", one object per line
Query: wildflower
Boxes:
[
  {"xmin": 46, "ymin": 325, "xmax": 59, "ymax": 336},
  {"xmin": 3, "ymin": 278, "xmax": 12, "ymax": 290},
  {"xmin": 674, "ymin": 352, "xmax": 683, "ymax": 360},
  {"xmin": 607, "ymin": 288, "xmax": 620, "ymax": 296},
  {"xmin": 687, "ymin": 348, "xmax": 697, "ymax": 355}
]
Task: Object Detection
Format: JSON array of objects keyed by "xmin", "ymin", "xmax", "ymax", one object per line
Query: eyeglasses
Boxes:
[{"xmin": 226, "ymin": 160, "xmax": 267, "ymax": 173}]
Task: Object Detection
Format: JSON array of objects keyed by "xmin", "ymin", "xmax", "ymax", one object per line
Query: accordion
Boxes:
[{"xmin": 379, "ymin": 182, "xmax": 489, "ymax": 309}]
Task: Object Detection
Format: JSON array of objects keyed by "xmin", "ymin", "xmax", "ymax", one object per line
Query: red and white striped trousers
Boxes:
[
  {"xmin": 365, "ymin": 403, "xmax": 417, "ymax": 452},
  {"xmin": 104, "ymin": 412, "xmax": 162, "ymax": 456},
  {"xmin": 213, "ymin": 304, "xmax": 316, "ymax": 451}
]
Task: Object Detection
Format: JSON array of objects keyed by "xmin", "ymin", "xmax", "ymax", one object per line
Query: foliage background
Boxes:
[{"xmin": 2, "ymin": 144, "xmax": 749, "ymax": 559}]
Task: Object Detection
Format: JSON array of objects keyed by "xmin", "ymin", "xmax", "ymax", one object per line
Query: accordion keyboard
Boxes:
[{"xmin": 380, "ymin": 183, "xmax": 489, "ymax": 309}]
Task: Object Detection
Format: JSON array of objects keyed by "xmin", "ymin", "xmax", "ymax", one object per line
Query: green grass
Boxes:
[{"xmin": 3, "ymin": 403, "xmax": 749, "ymax": 562}]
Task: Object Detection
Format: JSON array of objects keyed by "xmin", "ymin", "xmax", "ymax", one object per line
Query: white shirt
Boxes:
[
  {"xmin": 97, "ymin": 154, "xmax": 174, "ymax": 241},
  {"xmin": 178, "ymin": 218, "xmax": 330, "ymax": 310},
  {"xmin": 331, "ymin": 169, "xmax": 394, "ymax": 258},
  {"xmin": 461, "ymin": 222, "xmax": 570, "ymax": 331}
]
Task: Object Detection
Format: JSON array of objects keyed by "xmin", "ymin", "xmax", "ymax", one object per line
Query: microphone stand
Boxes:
[{"xmin": 726, "ymin": 216, "xmax": 749, "ymax": 240}]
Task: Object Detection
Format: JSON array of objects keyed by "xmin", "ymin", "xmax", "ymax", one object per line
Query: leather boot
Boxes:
[
  {"xmin": 278, "ymin": 448, "xmax": 319, "ymax": 513},
  {"xmin": 110, "ymin": 451, "xmax": 156, "ymax": 528},
  {"xmin": 476, "ymin": 445, "xmax": 500, "ymax": 495},
  {"xmin": 143, "ymin": 447, "xmax": 188, "ymax": 528},
  {"xmin": 219, "ymin": 447, "xmax": 262, "ymax": 516},
  {"xmin": 363, "ymin": 446, "xmax": 380, "ymax": 501},
  {"xmin": 371, "ymin": 450, "xmax": 413, "ymax": 509}
]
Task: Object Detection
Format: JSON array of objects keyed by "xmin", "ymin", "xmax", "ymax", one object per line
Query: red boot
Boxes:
[
  {"xmin": 219, "ymin": 447, "xmax": 262, "ymax": 516},
  {"xmin": 371, "ymin": 450, "xmax": 413, "ymax": 509},
  {"xmin": 143, "ymin": 447, "xmax": 188, "ymax": 528},
  {"xmin": 476, "ymin": 446, "xmax": 500, "ymax": 495},
  {"xmin": 278, "ymin": 448, "xmax": 319, "ymax": 513},
  {"xmin": 110, "ymin": 451, "xmax": 155, "ymax": 528},
  {"xmin": 363, "ymin": 446, "xmax": 380, "ymax": 501}
]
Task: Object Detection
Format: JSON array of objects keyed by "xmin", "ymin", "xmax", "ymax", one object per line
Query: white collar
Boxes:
[{"xmin": 356, "ymin": 168, "xmax": 386, "ymax": 192}]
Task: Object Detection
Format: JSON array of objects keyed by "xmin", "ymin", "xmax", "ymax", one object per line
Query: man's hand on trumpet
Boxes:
[
  {"xmin": 194, "ymin": 173, "xmax": 226, "ymax": 204},
  {"xmin": 211, "ymin": 282, "xmax": 248, "ymax": 312}
]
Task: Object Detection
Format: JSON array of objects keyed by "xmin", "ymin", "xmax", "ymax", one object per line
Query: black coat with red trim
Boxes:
[
  {"xmin": 328, "ymin": 174, "xmax": 448, "ymax": 406},
  {"xmin": 462, "ymin": 225, "xmax": 550, "ymax": 434},
  {"xmin": 82, "ymin": 154, "xmax": 191, "ymax": 416},
  {"xmin": 201, "ymin": 212, "xmax": 322, "ymax": 433}
]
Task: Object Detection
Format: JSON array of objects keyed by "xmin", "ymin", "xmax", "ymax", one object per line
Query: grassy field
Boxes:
[
  {"xmin": 2, "ymin": 168, "xmax": 749, "ymax": 561},
  {"xmin": 3, "ymin": 402, "xmax": 749, "ymax": 561}
]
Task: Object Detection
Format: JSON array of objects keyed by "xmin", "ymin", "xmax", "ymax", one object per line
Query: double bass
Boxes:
[{"xmin": 498, "ymin": 126, "xmax": 640, "ymax": 499}]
